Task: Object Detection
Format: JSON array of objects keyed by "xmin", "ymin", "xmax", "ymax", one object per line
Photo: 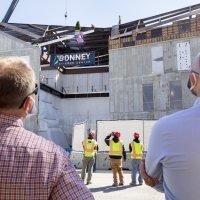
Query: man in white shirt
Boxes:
[{"xmin": 140, "ymin": 52, "xmax": 200, "ymax": 200}]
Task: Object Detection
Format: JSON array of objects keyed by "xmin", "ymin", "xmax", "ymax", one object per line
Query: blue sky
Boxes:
[{"xmin": 0, "ymin": 0, "xmax": 200, "ymax": 27}]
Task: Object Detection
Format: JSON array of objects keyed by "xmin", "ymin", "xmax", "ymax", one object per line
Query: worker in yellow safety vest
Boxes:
[
  {"xmin": 129, "ymin": 132, "xmax": 144, "ymax": 186},
  {"xmin": 105, "ymin": 131, "xmax": 126, "ymax": 186},
  {"xmin": 81, "ymin": 130, "xmax": 98, "ymax": 185}
]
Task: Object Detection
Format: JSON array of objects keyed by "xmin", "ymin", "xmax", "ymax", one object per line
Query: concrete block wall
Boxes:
[
  {"xmin": 40, "ymin": 69, "xmax": 109, "ymax": 94},
  {"xmin": 70, "ymin": 152, "xmax": 84, "ymax": 169},
  {"xmin": 41, "ymin": 69, "xmax": 111, "ymax": 145},
  {"xmin": 70, "ymin": 152, "xmax": 133, "ymax": 170},
  {"xmin": 0, "ymin": 31, "xmax": 40, "ymax": 81},
  {"xmin": 40, "ymin": 68, "xmax": 63, "ymax": 91},
  {"xmin": 61, "ymin": 97, "xmax": 111, "ymax": 144},
  {"xmin": 96, "ymin": 153, "xmax": 132, "ymax": 170},
  {"xmin": 38, "ymin": 90, "xmax": 70, "ymax": 148},
  {"xmin": 0, "ymin": 31, "xmax": 40, "ymax": 132},
  {"xmin": 109, "ymin": 37, "xmax": 200, "ymax": 120}
]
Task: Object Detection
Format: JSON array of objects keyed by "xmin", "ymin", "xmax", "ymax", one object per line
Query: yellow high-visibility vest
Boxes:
[
  {"xmin": 109, "ymin": 140, "xmax": 123, "ymax": 156},
  {"xmin": 131, "ymin": 141, "xmax": 143, "ymax": 159},
  {"xmin": 83, "ymin": 139, "xmax": 96, "ymax": 157}
]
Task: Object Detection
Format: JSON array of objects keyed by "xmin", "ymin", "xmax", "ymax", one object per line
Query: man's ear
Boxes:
[
  {"xmin": 189, "ymin": 73, "xmax": 197, "ymax": 89},
  {"xmin": 22, "ymin": 96, "xmax": 32, "ymax": 111}
]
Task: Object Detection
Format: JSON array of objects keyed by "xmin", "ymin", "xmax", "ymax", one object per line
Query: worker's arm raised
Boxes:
[{"xmin": 104, "ymin": 133, "xmax": 112, "ymax": 146}]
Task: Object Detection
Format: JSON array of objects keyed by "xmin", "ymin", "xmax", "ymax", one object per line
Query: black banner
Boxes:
[{"xmin": 50, "ymin": 52, "xmax": 95, "ymax": 67}]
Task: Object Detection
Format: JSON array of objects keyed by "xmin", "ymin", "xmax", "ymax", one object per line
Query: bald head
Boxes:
[{"xmin": 0, "ymin": 57, "xmax": 36, "ymax": 109}]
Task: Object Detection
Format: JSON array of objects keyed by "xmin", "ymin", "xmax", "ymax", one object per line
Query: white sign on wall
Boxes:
[
  {"xmin": 151, "ymin": 46, "xmax": 164, "ymax": 75},
  {"xmin": 176, "ymin": 42, "xmax": 191, "ymax": 71}
]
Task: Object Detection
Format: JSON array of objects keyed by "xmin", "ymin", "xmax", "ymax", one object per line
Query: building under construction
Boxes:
[{"xmin": 0, "ymin": 2, "xmax": 200, "ymax": 168}]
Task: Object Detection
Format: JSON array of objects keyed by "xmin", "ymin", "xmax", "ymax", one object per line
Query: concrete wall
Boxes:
[
  {"xmin": 96, "ymin": 153, "xmax": 132, "ymax": 170},
  {"xmin": 61, "ymin": 97, "xmax": 110, "ymax": 143},
  {"xmin": 39, "ymin": 36, "xmax": 200, "ymax": 169},
  {"xmin": 0, "ymin": 31, "xmax": 40, "ymax": 132},
  {"xmin": 62, "ymin": 73, "xmax": 109, "ymax": 93},
  {"xmin": 70, "ymin": 152, "xmax": 132, "ymax": 170},
  {"xmin": 109, "ymin": 37, "xmax": 199, "ymax": 120},
  {"xmin": 41, "ymin": 69, "xmax": 111, "ymax": 144},
  {"xmin": 40, "ymin": 69, "xmax": 109, "ymax": 93},
  {"xmin": 40, "ymin": 69, "xmax": 62, "ymax": 91},
  {"xmin": 0, "ymin": 31, "xmax": 40, "ymax": 81},
  {"xmin": 38, "ymin": 89, "xmax": 110, "ymax": 146},
  {"xmin": 38, "ymin": 90, "xmax": 70, "ymax": 148}
]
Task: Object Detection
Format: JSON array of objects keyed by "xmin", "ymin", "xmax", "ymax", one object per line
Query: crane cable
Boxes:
[{"xmin": 64, "ymin": 0, "xmax": 68, "ymax": 20}]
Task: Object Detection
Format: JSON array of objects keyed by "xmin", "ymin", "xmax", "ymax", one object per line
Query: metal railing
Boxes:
[{"xmin": 62, "ymin": 84, "xmax": 109, "ymax": 94}]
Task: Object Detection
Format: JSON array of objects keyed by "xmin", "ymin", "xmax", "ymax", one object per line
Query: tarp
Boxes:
[
  {"xmin": 97, "ymin": 120, "xmax": 157, "ymax": 151},
  {"xmin": 71, "ymin": 120, "xmax": 157, "ymax": 152},
  {"xmin": 72, "ymin": 121, "xmax": 87, "ymax": 152}
]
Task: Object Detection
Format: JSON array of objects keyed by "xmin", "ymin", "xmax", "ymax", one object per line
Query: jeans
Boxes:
[
  {"xmin": 81, "ymin": 156, "xmax": 95, "ymax": 183},
  {"xmin": 131, "ymin": 159, "xmax": 143, "ymax": 184}
]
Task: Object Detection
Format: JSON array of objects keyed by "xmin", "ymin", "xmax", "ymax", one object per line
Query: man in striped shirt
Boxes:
[{"xmin": 0, "ymin": 57, "xmax": 94, "ymax": 200}]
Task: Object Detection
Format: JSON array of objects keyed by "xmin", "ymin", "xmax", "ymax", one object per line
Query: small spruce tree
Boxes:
[{"xmin": 75, "ymin": 21, "xmax": 81, "ymax": 31}]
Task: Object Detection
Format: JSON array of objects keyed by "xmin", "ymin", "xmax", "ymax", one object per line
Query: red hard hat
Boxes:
[
  {"xmin": 134, "ymin": 132, "xmax": 140, "ymax": 138},
  {"xmin": 89, "ymin": 130, "xmax": 95, "ymax": 138},
  {"xmin": 115, "ymin": 131, "xmax": 121, "ymax": 137}
]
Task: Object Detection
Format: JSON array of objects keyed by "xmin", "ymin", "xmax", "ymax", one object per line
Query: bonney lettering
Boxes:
[{"xmin": 58, "ymin": 53, "xmax": 91, "ymax": 62}]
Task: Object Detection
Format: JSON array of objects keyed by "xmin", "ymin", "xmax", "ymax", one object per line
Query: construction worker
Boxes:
[
  {"xmin": 129, "ymin": 132, "xmax": 143, "ymax": 186},
  {"xmin": 105, "ymin": 131, "xmax": 126, "ymax": 186},
  {"xmin": 81, "ymin": 130, "xmax": 98, "ymax": 185}
]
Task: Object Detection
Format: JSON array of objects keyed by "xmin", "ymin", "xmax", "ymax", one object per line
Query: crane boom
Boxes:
[{"xmin": 2, "ymin": 0, "xmax": 19, "ymax": 23}]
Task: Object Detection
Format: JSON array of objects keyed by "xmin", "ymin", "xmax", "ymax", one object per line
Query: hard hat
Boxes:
[
  {"xmin": 134, "ymin": 132, "xmax": 140, "ymax": 138},
  {"xmin": 114, "ymin": 131, "xmax": 121, "ymax": 138},
  {"xmin": 89, "ymin": 130, "xmax": 95, "ymax": 138}
]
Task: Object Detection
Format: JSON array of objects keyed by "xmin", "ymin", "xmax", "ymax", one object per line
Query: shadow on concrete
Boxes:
[{"xmin": 89, "ymin": 185, "xmax": 134, "ymax": 193}]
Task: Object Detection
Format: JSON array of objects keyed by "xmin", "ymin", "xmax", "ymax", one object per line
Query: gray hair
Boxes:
[{"xmin": 0, "ymin": 57, "xmax": 36, "ymax": 109}]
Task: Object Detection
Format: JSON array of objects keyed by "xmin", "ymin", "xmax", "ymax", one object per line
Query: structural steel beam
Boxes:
[
  {"xmin": 2, "ymin": 0, "xmax": 19, "ymax": 23},
  {"xmin": 0, "ymin": 22, "xmax": 41, "ymax": 39},
  {"xmin": 136, "ymin": 8, "xmax": 200, "ymax": 33},
  {"xmin": 38, "ymin": 30, "xmax": 94, "ymax": 47},
  {"xmin": 111, "ymin": 3, "xmax": 200, "ymax": 39}
]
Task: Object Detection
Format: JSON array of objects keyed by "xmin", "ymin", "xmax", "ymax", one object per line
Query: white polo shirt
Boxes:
[{"xmin": 146, "ymin": 97, "xmax": 200, "ymax": 200}]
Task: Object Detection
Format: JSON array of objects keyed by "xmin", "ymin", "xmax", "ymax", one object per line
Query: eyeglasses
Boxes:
[
  {"xmin": 19, "ymin": 83, "xmax": 38, "ymax": 109},
  {"xmin": 32, "ymin": 83, "xmax": 38, "ymax": 95},
  {"xmin": 191, "ymin": 70, "xmax": 200, "ymax": 75}
]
